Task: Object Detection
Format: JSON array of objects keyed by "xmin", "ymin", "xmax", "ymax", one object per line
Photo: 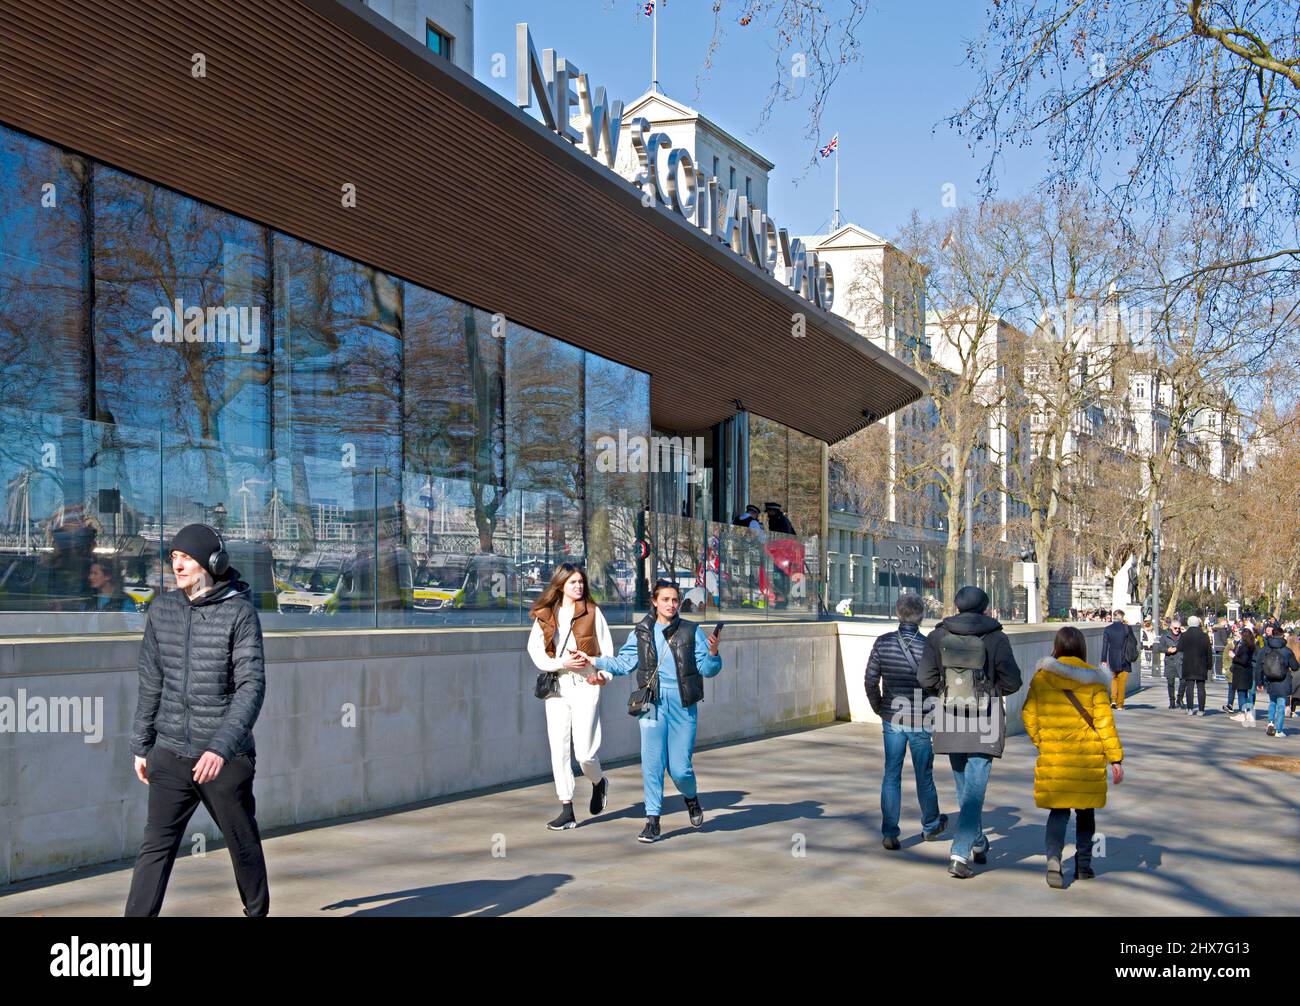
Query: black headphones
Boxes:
[{"xmin": 198, "ymin": 524, "xmax": 230, "ymax": 578}]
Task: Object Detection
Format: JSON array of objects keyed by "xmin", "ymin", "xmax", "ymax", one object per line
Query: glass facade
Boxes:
[
  {"xmin": 0, "ymin": 123, "xmax": 658, "ymax": 630},
  {"xmin": 0, "ymin": 123, "xmax": 828, "ymax": 632}
]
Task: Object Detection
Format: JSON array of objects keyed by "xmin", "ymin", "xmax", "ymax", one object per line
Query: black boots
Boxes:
[
  {"xmin": 547, "ymin": 803, "xmax": 577, "ymax": 831},
  {"xmin": 637, "ymin": 816, "xmax": 662, "ymax": 843}
]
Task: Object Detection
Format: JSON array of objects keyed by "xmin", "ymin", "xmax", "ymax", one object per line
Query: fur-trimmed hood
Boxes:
[{"xmin": 1033, "ymin": 655, "xmax": 1112, "ymax": 689}]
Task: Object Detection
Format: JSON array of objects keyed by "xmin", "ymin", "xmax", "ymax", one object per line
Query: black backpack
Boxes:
[
  {"xmin": 938, "ymin": 632, "xmax": 988, "ymax": 711},
  {"xmin": 1263, "ymin": 647, "xmax": 1289, "ymax": 683},
  {"xmin": 1123, "ymin": 627, "xmax": 1138, "ymax": 665}
]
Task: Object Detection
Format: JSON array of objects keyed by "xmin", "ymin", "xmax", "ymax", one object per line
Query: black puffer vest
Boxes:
[{"xmin": 634, "ymin": 614, "xmax": 704, "ymax": 707}]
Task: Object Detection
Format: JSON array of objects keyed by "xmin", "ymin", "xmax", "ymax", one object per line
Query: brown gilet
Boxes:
[{"xmin": 535, "ymin": 598, "xmax": 600, "ymax": 658}]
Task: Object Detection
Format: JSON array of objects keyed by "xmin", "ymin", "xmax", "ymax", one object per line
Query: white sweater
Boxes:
[{"xmin": 527, "ymin": 603, "xmax": 615, "ymax": 677}]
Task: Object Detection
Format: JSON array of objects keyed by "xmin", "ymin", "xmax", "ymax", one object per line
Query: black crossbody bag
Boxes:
[
  {"xmin": 534, "ymin": 621, "xmax": 575, "ymax": 700},
  {"xmin": 627, "ymin": 643, "xmax": 672, "ymax": 717}
]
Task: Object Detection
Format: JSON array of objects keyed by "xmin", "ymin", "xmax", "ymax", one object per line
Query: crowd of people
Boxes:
[
  {"xmin": 865, "ymin": 596, "xmax": 1297, "ymax": 891},
  {"xmin": 1139, "ymin": 613, "xmax": 1300, "ymax": 734}
]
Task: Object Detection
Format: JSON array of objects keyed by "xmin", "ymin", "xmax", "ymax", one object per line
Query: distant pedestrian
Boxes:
[
  {"xmin": 1022, "ymin": 626, "xmax": 1123, "ymax": 888},
  {"xmin": 865, "ymin": 594, "xmax": 947, "ymax": 851},
  {"xmin": 1258, "ymin": 624, "xmax": 1299, "ymax": 737},
  {"xmin": 1162, "ymin": 621, "xmax": 1184, "ymax": 709},
  {"xmin": 1175, "ymin": 615, "xmax": 1213, "ymax": 716},
  {"xmin": 1228, "ymin": 628, "xmax": 1257, "ymax": 726},
  {"xmin": 764, "ymin": 502, "xmax": 796, "ymax": 536},
  {"xmin": 732, "ymin": 503, "xmax": 764, "ymax": 533},
  {"xmin": 917, "ymin": 585, "xmax": 1023, "ymax": 879},
  {"xmin": 1099, "ymin": 609, "xmax": 1137, "ymax": 710}
]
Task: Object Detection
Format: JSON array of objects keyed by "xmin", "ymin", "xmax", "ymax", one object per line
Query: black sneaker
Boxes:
[
  {"xmin": 972, "ymin": 838, "xmax": 989, "ymax": 865},
  {"xmin": 637, "ymin": 816, "xmax": 661, "ymax": 843},
  {"xmin": 948, "ymin": 859, "xmax": 973, "ymax": 879},
  {"xmin": 882, "ymin": 836, "xmax": 901, "ymax": 851},
  {"xmin": 589, "ymin": 777, "xmax": 609, "ymax": 816},
  {"xmin": 1075, "ymin": 862, "xmax": 1095, "ymax": 880},
  {"xmin": 684, "ymin": 796, "xmax": 704, "ymax": 828},
  {"xmin": 547, "ymin": 803, "xmax": 576, "ymax": 831},
  {"xmin": 923, "ymin": 814, "xmax": 949, "ymax": 841}
]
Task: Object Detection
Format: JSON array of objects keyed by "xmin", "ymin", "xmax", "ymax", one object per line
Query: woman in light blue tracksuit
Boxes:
[{"xmin": 580, "ymin": 579, "xmax": 722, "ymax": 843}]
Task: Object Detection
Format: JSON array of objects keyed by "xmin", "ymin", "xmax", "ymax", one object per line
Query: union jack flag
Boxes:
[
  {"xmin": 643, "ymin": 1, "xmax": 655, "ymax": 14},
  {"xmin": 819, "ymin": 133, "xmax": 839, "ymax": 158}
]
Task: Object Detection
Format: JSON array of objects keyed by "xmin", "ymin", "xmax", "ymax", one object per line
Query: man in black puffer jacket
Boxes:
[
  {"xmin": 917, "ymin": 586, "xmax": 1022, "ymax": 880},
  {"xmin": 865, "ymin": 594, "xmax": 948, "ymax": 851},
  {"xmin": 126, "ymin": 523, "xmax": 268, "ymax": 917}
]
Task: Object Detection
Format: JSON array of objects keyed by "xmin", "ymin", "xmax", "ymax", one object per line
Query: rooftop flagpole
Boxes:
[
  {"xmin": 834, "ymin": 139, "xmax": 841, "ymax": 229},
  {"xmin": 652, "ymin": 2, "xmax": 660, "ymax": 92}
]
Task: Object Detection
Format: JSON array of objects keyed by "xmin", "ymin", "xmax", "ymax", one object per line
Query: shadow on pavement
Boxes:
[{"xmin": 320, "ymin": 873, "xmax": 572, "ymax": 917}]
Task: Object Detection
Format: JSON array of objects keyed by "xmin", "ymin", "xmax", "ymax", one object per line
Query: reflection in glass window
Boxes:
[
  {"xmin": 0, "ymin": 125, "xmax": 90, "ymax": 418},
  {"xmin": 584, "ymin": 353, "xmax": 649, "ymax": 607},
  {"xmin": 272, "ymin": 234, "xmax": 402, "ymax": 472},
  {"xmin": 93, "ymin": 166, "xmax": 270, "ymax": 450},
  {"xmin": 506, "ymin": 325, "xmax": 583, "ymax": 569},
  {"xmin": 403, "ymin": 285, "xmax": 502, "ymax": 485}
]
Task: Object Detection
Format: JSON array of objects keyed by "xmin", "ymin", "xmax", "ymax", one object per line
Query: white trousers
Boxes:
[{"xmin": 544, "ymin": 672, "xmax": 604, "ymax": 803}]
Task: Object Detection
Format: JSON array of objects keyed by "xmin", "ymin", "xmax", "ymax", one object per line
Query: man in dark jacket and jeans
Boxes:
[
  {"xmin": 126, "ymin": 523, "xmax": 268, "ymax": 917},
  {"xmin": 1099, "ymin": 610, "xmax": 1136, "ymax": 710},
  {"xmin": 918, "ymin": 586, "xmax": 1023, "ymax": 879},
  {"xmin": 865, "ymin": 594, "xmax": 947, "ymax": 851}
]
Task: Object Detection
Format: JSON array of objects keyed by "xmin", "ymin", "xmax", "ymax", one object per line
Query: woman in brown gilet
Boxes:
[{"xmin": 527, "ymin": 563, "xmax": 615, "ymax": 831}]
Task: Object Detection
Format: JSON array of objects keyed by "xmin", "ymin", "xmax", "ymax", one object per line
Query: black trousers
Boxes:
[
  {"xmin": 1045, "ymin": 807, "xmax": 1096, "ymax": 866},
  {"xmin": 1167, "ymin": 679, "xmax": 1179, "ymax": 706},
  {"xmin": 1180, "ymin": 679, "xmax": 1206, "ymax": 711},
  {"xmin": 125, "ymin": 746, "xmax": 269, "ymax": 917}
]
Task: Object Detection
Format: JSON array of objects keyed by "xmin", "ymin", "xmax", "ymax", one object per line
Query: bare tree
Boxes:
[{"xmin": 952, "ymin": 0, "xmax": 1300, "ymax": 282}]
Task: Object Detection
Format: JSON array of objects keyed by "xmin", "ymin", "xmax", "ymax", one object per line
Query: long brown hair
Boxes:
[
  {"xmin": 1052, "ymin": 625, "xmax": 1088, "ymax": 661},
  {"xmin": 529, "ymin": 563, "xmax": 589, "ymax": 620}
]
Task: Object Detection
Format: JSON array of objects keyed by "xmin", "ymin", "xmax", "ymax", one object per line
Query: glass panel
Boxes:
[
  {"xmin": 403, "ymin": 286, "xmax": 503, "ymax": 484},
  {"xmin": 93, "ymin": 166, "xmax": 271, "ymax": 449},
  {"xmin": 0, "ymin": 407, "xmax": 158, "ymax": 633},
  {"xmin": 0, "ymin": 126, "xmax": 90, "ymax": 418},
  {"xmin": 584, "ymin": 352, "xmax": 648, "ymax": 616}
]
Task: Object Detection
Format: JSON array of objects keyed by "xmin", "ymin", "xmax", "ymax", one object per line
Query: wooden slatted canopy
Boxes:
[{"xmin": 0, "ymin": 0, "xmax": 927, "ymax": 443}]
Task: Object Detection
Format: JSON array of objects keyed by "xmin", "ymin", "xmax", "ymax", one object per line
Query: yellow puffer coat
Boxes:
[{"xmin": 1022, "ymin": 656, "xmax": 1124, "ymax": 810}]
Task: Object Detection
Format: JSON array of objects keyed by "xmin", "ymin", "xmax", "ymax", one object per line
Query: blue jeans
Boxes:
[
  {"xmin": 1269, "ymin": 696, "xmax": 1287, "ymax": 732},
  {"xmin": 1237, "ymin": 689, "xmax": 1253, "ymax": 712},
  {"xmin": 637, "ymin": 685, "xmax": 698, "ymax": 816},
  {"xmin": 948, "ymin": 753, "xmax": 992, "ymax": 863},
  {"xmin": 880, "ymin": 722, "xmax": 941, "ymax": 838}
]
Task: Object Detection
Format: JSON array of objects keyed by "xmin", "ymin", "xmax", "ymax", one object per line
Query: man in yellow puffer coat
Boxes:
[{"xmin": 1022, "ymin": 626, "xmax": 1124, "ymax": 889}]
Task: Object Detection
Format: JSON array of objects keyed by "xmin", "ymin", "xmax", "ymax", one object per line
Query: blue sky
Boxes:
[{"xmin": 473, "ymin": 0, "xmax": 1046, "ymax": 241}]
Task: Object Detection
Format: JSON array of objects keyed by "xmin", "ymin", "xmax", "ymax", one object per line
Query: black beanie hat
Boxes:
[
  {"xmin": 169, "ymin": 523, "xmax": 224, "ymax": 579},
  {"xmin": 954, "ymin": 585, "xmax": 990, "ymax": 613}
]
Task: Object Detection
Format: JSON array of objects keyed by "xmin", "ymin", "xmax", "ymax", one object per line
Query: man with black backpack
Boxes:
[
  {"xmin": 1258, "ymin": 624, "xmax": 1298, "ymax": 737},
  {"xmin": 1099, "ymin": 609, "xmax": 1138, "ymax": 711},
  {"xmin": 865, "ymin": 594, "xmax": 948, "ymax": 852},
  {"xmin": 917, "ymin": 586, "xmax": 1023, "ymax": 879}
]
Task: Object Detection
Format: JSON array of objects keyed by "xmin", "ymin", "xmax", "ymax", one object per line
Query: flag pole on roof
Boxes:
[
  {"xmin": 819, "ymin": 133, "xmax": 841, "ymax": 229},
  {"xmin": 645, "ymin": 0, "xmax": 664, "ymax": 93}
]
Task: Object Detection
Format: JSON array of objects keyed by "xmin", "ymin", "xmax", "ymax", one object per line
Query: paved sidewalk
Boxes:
[{"xmin": 2, "ymin": 687, "xmax": 1297, "ymax": 916}]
